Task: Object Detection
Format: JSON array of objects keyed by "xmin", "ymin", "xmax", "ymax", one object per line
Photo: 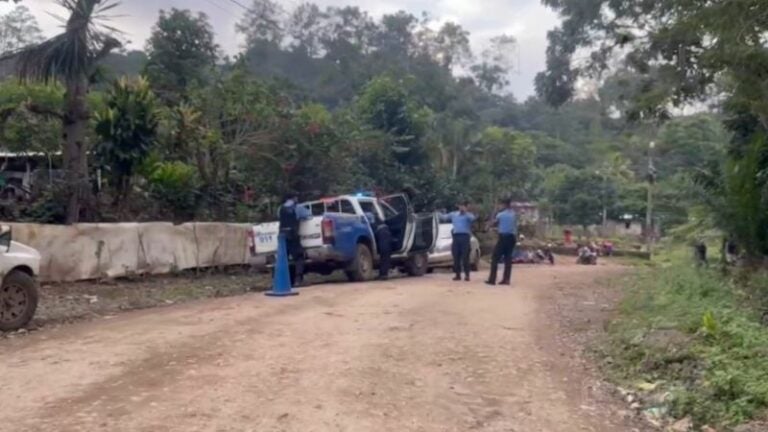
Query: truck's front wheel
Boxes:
[
  {"xmin": 345, "ymin": 244, "xmax": 374, "ymax": 282},
  {"xmin": 405, "ymin": 253, "xmax": 428, "ymax": 277},
  {"xmin": 0, "ymin": 270, "xmax": 38, "ymax": 332}
]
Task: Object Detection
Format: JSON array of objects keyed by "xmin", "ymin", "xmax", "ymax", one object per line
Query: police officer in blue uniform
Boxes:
[
  {"xmin": 486, "ymin": 198, "xmax": 518, "ymax": 286},
  {"xmin": 440, "ymin": 201, "xmax": 476, "ymax": 281},
  {"xmin": 279, "ymin": 193, "xmax": 311, "ymax": 286},
  {"xmin": 366, "ymin": 212, "xmax": 392, "ymax": 281}
]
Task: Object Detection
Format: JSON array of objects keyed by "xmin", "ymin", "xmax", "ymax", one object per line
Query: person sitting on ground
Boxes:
[{"xmin": 602, "ymin": 240, "xmax": 614, "ymax": 257}]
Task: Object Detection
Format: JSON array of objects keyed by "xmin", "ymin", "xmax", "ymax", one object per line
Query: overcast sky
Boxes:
[{"xmin": 2, "ymin": 0, "xmax": 561, "ymax": 99}]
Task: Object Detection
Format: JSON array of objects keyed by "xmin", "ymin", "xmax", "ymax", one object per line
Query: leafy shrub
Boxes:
[
  {"xmin": 147, "ymin": 161, "xmax": 199, "ymax": 221},
  {"xmin": 94, "ymin": 76, "xmax": 159, "ymax": 201}
]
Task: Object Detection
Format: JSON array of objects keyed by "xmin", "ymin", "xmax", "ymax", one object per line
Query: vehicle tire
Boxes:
[
  {"xmin": 405, "ymin": 253, "xmax": 428, "ymax": 277},
  {"xmin": 0, "ymin": 270, "xmax": 38, "ymax": 332},
  {"xmin": 345, "ymin": 244, "xmax": 374, "ymax": 282},
  {"xmin": 470, "ymin": 251, "xmax": 480, "ymax": 272}
]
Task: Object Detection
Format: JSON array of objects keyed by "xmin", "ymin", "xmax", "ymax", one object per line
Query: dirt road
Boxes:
[{"xmin": 0, "ymin": 263, "xmax": 643, "ymax": 432}]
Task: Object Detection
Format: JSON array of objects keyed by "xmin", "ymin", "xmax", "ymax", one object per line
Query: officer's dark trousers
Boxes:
[
  {"xmin": 452, "ymin": 233, "xmax": 471, "ymax": 278},
  {"xmin": 375, "ymin": 226, "xmax": 392, "ymax": 278},
  {"xmin": 284, "ymin": 231, "xmax": 305, "ymax": 284},
  {"xmin": 488, "ymin": 234, "xmax": 516, "ymax": 284}
]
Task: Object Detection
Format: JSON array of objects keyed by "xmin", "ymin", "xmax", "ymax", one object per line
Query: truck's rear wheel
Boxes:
[
  {"xmin": 345, "ymin": 244, "xmax": 374, "ymax": 282},
  {"xmin": 0, "ymin": 270, "xmax": 38, "ymax": 332},
  {"xmin": 405, "ymin": 253, "xmax": 428, "ymax": 277}
]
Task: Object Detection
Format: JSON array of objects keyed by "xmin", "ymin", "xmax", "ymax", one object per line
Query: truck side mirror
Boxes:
[{"xmin": 0, "ymin": 225, "xmax": 11, "ymax": 253}]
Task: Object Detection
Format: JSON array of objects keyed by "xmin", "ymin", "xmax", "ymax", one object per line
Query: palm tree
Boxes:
[{"xmin": 2, "ymin": 0, "xmax": 121, "ymax": 223}]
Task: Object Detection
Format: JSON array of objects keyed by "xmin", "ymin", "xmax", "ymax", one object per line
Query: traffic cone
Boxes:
[{"xmin": 265, "ymin": 234, "xmax": 299, "ymax": 297}]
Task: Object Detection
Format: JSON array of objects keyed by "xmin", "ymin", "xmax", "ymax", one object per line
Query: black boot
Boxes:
[{"xmin": 500, "ymin": 264, "xmax": 512, "ymax": 285}]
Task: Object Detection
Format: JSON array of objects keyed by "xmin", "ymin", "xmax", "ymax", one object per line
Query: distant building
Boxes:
[{"xmin": 0, "ymin": 151, "xmax": 61, "ymax": 200}]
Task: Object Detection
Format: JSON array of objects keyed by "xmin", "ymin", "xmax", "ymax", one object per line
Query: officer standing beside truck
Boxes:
[
  {"xmin": 440, "ymin": 201, "xmax": 476, "ymax": 282},
  {"xmin": 279, "ymin": 193, "xmax": 312, "ymax": 286},
  {"xmin": 366, "ymin": 212, "xmax": 392, "ymax": 281}
]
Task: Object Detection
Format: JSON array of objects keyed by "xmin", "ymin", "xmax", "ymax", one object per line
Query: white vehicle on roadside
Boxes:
[
  {"xmin": 427, "ymin": 223, "xmax": 481, "ymax": 272},
  {"xmin": 0, "ymin": 225, "xmax": 41, "ymax": 331}
]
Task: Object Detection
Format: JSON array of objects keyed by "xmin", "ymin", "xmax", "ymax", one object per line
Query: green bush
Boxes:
[
  {"xmin": 604, "ymin": 252, "xmax": 768, "ymax": 428},
  {"xmin": 147, "ymin": 161, "xmax": 199, "ymax": 221}
]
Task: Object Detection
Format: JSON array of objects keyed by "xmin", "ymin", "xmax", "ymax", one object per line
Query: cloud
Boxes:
[{"xmin": 5, "ymin": 0, "xmax": 561, "ymax": 98}]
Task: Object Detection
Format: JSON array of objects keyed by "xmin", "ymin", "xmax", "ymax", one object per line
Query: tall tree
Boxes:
[
  {"xmin": 537, "ymin": 0, "xmax": 768, "ymax": 128},
  {"xmin": 433, "ymin": 22, "xmax": 472, "ymax": 69},
  {"xmin": 414, "ymin": 20, "xmax": 472, "ymax": 69},
  {"xmin": 287, "ymin": 3, "xmax": 326, "ymax": 57},
  {"xmin": 374, "ymin": 11, "xmax": 418, "ymax": 63},
  {"xmin": 656, "ymin": 114, "xmax": 729, "ymax": 176},
  {"xmin": 237, "ymin": 0, "xmax": 285, "ymax": 48},
  {"xmin": 471, "ymin": 34, "xmax": 516, "ymax": 93},
  {"xmin": 470, "ymin": 126, "xmax": 536, "ymax": 207},
  {"xmin": 144, "ymin": 9, "xmax": 218, "ymax": 103},
  {"xmin": 320, "ymin": 6, "xmax": 376, "ymax": 56},
  {"xmin": 550, "ymin": 170, "xmax": 604, "ymax": 230},
  {"xmin": 4, "ymin": 0, "xmax": 121, "ymax": 223},
  {"xmin": 0, "ymin": 5, "xmax": 42, "ymax": 54},
  {"xmin": 356, "ymin": 75, "xmax": 429, "ymax": 167}
]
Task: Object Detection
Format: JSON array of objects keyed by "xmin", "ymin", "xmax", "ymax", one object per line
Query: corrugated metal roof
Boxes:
[{"xmin": 0, "ymin": 151, "xmax": 61, "ymax": 158}]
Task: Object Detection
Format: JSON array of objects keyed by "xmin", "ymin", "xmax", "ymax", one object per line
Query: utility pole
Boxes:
[
  {"xmin": 646, "ymin": 141, "xmax": 656, "ymax": 254},
  {"xmin": 596, "ymin": 168, "xmax": 608, "ymax": 228},
  {"xmin": 602, "ymin": 171, "xmax": 608, "ymax": 227}
]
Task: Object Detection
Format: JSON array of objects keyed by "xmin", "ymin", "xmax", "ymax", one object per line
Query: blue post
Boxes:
[{"xmin": 265, "ymin": 234, "xmax": 299, "ymax": 297}]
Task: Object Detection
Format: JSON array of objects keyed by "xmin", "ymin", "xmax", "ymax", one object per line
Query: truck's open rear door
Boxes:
[
  {"xmin": 379, "ymin": 193, "xmax": 437, "ymax": 255},
  {"xmin": 410, "ymin": 212, "xmax": 438, "ymax": 253},
  {"xmin": 380, "ymin": 193, "xmax": 413, "ymax": 254}
]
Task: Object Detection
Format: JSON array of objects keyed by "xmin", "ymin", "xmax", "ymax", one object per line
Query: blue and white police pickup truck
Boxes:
[{"xmin": 247, "ymin": 193, "xmax": 438, "ymax": 281}]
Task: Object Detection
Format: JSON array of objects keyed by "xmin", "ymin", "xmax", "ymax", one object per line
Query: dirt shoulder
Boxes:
[{"xmin": 27, "ymin": 269, "xmax": 269, "ymax": 329}]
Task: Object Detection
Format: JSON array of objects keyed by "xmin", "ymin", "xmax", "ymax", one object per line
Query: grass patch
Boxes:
[{"xmin": 602, "ymin": 249, "xmax": 768, "ymax": 429}]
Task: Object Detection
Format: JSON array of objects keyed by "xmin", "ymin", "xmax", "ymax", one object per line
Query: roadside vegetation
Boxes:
[
  {"xmin": 602, "ymin": 249, "xmax": 768, "ymax": 430},
  {"xmin": 0, "ymin": 1, "xmax": 723, "ymax": 230}
]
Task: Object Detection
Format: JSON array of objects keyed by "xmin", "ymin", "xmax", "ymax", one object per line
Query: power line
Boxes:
[
  {"xmin": 221, "ymin": 0, "xmax": 249, "ymax": 11},
  {"xmin": 203, "ymin": 0, "xmax": 238, "ymax": 17}
]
